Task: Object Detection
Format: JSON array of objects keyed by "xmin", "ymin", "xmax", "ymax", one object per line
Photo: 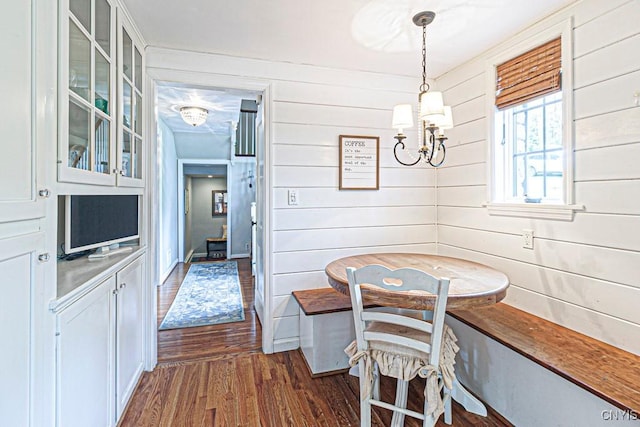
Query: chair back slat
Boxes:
[
  {"xmin": 361, "ymin": 311, "xmax": 433, "ymax": 334},
  {"xmin": 353, "ymin": 264, "xmax": 440, "ymax": 294},
  {"xmin": 362, "ymin": 331, "xmax": 432, "ymax": 354}
]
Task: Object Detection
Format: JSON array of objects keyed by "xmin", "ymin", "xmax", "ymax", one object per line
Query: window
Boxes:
[
  {"xmin": 487, "ymin": 21, "xmax": 580, "ymax": 220},
  {"xmin": 498, "ymin": 91, "xmax": 563, "ymax": 202}
]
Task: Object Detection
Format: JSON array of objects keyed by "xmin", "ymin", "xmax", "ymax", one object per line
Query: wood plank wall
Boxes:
[
  {"xmin": 435, "ymin": 0, "xmax": 640, "ymax": 355},
  {"xmin": 147, "ymin": 48, "xmax": 438, "ymax": 352}
]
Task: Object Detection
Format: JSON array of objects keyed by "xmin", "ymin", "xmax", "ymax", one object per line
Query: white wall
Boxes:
[
  {"xmin": 147, "ymin": 47, "xmax": 438, "ymax": 351},
  {"xmin": 229, "ymin": 161, "xmax": 255, "ymax": 258},
  {"xmin": 158, "ymin": 118, "xmax": 178, "ymax": 281},
  {"xmin": 435, "ymin": 0, "xmax": 640, "ymax": 355},
  {"xmin": 173, "ymin": 132, "xmax": 230, "ymax": 159},
  {"xmin": 189, "ymin": 177, "xmax": 227, "ymax": 254}
]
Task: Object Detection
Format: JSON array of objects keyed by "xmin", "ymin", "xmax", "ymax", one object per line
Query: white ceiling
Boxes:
[
  {"xmin": 124, "ymin": 0, "xmax": 577, "ymax": 78},
  {"xmin": 156, "ymin": 83, "xmax": 259, "ymax": 135},
  {"xmin": 140, "ymin": 0, "xmax": 578, "ymax": 137}
]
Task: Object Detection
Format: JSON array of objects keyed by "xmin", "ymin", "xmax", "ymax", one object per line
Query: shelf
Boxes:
[{"xmin": 53, "ymin": 246, "xmax": 144, "ymax": 312}]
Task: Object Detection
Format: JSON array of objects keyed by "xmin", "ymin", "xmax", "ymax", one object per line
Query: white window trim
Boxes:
[{"xmin": 485, "ymin": 18, "xmax": 582, "ymax": 221}]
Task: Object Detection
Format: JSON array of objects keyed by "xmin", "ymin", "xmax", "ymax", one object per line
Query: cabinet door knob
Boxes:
[
  {"xmin": 38, "ymin": 189, "xmax": 51, "ymax": 198},
  {"xmin": 120, "ymin": 170, "xmax": 126, "ymax": 176},
  {"xmin": 112, "ymin": 168, "xmax": 119, "ymax": 175},
  {"xmin": 113, "ymin": 289, "xmax": 119, "ymax": 296},
  {"xmin": 120, "ymin": 283, "xmax": 127, "ymax": 289},
  {"xmin": 38, "ymin": 253, "xmax": 50, "ymax": 262}
]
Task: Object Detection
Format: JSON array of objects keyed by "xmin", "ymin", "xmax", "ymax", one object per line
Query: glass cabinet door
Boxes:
[
  {"xmin": 117, "ymin": 16, "xmax": 144, "ymax": 187},
  {"xmin": 60, "ymin": 0, "xmax": 116, "ymax": 185}
]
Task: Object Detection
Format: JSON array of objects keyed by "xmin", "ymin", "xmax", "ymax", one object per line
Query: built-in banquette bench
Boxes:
[
  {"xmin": 293, "ymin": 288, "xmax": 640, "ymax": 424},
  {"xmin": 292, "ymin": 288, "xmax": 378, "ymax": 377}
]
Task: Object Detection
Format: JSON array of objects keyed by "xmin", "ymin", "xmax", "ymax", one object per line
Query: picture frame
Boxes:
[
  {"xmin": 212, "ymin": 191, "xmax": 228, "ymax": 215},
  {"xmin": 339, "ymin": 135, "xmax": 380, "ymax": 190}
]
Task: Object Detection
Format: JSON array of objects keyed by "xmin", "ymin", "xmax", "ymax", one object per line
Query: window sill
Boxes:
[{"xmin": 484, "ymin": 202, "xmax": 584, "ymax": 221}]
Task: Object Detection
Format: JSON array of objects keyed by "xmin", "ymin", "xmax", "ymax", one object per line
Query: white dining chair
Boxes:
[{"xmin": 344, "ymin": 264, "xmax": 457, "ymax": 427}]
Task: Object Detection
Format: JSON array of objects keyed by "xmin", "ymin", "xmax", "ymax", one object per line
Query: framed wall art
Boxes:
[{"xmin": 339, "ymin": 135, "xmax": 379, "ymax": 190}]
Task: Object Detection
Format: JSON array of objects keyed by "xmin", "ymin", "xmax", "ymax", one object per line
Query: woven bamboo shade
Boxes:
[{"xmin": 495, "ymin": 37, "xmax": 561, "ymax": 110}]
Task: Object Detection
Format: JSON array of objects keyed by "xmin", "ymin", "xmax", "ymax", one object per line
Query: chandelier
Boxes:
[
  {"xmin": 392, "ymin": 11, "xmax": 453, "ymax": 167},
  {"xmin": 180, "ymin": 106, "xmax": 208, "ymax": 127}
]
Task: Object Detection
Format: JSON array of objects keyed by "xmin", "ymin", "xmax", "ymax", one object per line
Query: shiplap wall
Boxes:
[
  {"xmin": 147, "ymin": 48, "xmax": 437, "ymax": 351},
  {"xmin": 435, "ymin": 0, "xmax": 640, "ymax": 355}
]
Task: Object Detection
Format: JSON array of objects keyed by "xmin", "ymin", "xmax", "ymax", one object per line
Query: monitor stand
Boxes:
[{"xmin": 88, "ymin": 243, "xmax": 133, "ymax": 261}]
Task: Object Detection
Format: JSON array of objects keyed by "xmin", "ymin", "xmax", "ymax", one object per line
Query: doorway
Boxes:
[{"xmin": 149, "ymin": 73, "xmax": 273, "ymax": 361}]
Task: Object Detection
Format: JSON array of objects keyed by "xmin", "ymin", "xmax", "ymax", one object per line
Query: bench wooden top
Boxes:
[
  {"xmin": 206, "ymin": 237, "xmax": 227, "ymax": 242},
  {"xmin": 449, "ymin": 303, "xmax": 640, "ymax": 413},
  {"xmin": 292, "ymin": 288, "xmax": 377, "ymax": 316},
  {"xmin": 325, "ymin": 253, "xmax": 509, "ymax": 310}
]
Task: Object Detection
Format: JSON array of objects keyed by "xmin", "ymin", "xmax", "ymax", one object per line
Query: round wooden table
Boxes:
[{"xmin": 325, "ymin": 253, "xmax": 509, "ymax": 311}]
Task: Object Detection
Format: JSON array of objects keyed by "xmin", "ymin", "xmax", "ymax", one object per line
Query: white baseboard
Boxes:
[
  {"xmin": 254, "ymin": 295, "xmax": 264, "ymax": 325},
  {"xmin": 273, "ymin": 337, "xmax": 299, "ymax": 353},
  {"xmin": 184, "ymin": 249, "xmax": 194, "ymax": 262},
  {"xmin": 229, "ymin": 253, "xmax": 250, "ymax": 259},
  {"xmin": 159, "ymin": 259, "xmax": 178, "ymax": 285}
]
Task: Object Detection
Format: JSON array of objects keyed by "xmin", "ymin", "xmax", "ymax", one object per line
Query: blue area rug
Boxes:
[{"xmin": 159, "ymin": 261, "xmax": 245, "ymax": 330}]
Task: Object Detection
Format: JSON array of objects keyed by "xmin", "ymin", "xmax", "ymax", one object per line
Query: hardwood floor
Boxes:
[{"xmin": 120, "ymin": 258, "xmax": 512, "ymax": 426}]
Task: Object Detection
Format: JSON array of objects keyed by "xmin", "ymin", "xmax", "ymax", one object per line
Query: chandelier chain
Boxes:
[{"xmin": 420, "ymin": 22, "xmax": 428, "ymax": 92}]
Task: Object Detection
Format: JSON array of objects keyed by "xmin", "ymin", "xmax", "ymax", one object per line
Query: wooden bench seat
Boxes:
[
  {"xmin": 292, "ymin": 287, "xmax": 377, "ymax": 315},
  {"xmin": 449, "ymin": 303, "xmax": 640, "ymax": 413}
]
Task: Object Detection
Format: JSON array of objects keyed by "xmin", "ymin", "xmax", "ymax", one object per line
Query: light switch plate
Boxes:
[
  {"xmin": 288, "ymin": 189, "xmax": 298, "ymax": 205},
  {"xmin": 522, "ymin": 229, "xmax": 534, "ymax": 249}
]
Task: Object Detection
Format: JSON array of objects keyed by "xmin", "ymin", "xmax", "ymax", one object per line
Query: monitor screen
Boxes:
[{"xmin": 65, "ymin": 195, "xmax": 139, "ymax": 254}]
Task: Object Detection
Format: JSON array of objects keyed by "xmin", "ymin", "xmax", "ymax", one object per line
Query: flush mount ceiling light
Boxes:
[
  {"xmin": 179, "ymin": 106, "xmax": 208, "ymax": 127},
  {"xmin": 392, "ymin": 11, "xmax": 454, "ymax": 167}
]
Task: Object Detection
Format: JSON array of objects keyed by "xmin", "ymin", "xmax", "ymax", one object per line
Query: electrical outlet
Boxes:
[
  {"xmin": 287, "ymin": 189, "xmax": 298, "ymax": 205},
  {"xmin": 522, "ymin": 229, "xmax": 534, "ymax": 249}
]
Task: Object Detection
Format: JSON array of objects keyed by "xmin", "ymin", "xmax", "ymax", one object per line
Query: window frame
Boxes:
[{"xmin": 485, "ymin": 19, "xmax": 582, "ymax": 221}]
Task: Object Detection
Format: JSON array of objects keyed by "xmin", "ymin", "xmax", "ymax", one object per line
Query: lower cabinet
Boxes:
[
  {"xmin": 115, "ymin": 256, "xmax": 145, "ymax": 418},
  {"xmin": 0, "ymin": 232, "xmax": 44, "ymax": 427},
  {"xmin": 56, "ymin": 255, "xmax": 145, "ymax": 427}
]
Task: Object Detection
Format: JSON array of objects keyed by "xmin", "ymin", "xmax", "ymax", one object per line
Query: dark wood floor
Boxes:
[{"xmin": 119, "ymin": 258, "xmax": 511, "ymax": 426}]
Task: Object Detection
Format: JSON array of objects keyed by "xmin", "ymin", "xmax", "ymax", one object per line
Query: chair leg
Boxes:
[
  {"xmin": 390, "ymin": 379, "xmax": 409, "ymax": 427},
  {"xmin": 358, "ymin": 361, "xmax": 371, "ymax": 427},
  {"xmin": 372, "ymin": 362, "xmax": 380, "ymax": 401},
  {"xmin": 443, "ymin": 387, "xmax": 452, "ymax": 425}
]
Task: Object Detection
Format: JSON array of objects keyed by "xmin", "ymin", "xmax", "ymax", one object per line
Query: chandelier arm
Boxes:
[
  {"xmin": 428, "ymin": 138, "xmax": 447, "ymax": 167},
  {"xmin": 393, "ymin": 140, "xmax": 422, "ymax": 166}
]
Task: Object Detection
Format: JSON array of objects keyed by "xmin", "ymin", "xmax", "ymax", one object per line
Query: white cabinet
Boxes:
[
  {"xmin": 56, "ymin": 254, "xmax": 145, "ymax": 426},
  {"xmin": 58, "ymin": 0, "xmax": 145, "ymax": 187},
  {"xmin": 0, "ymin": 232, "xmax": 45, "ymax": 427},
  {"xmin": 56, "ymin": 275, "xmax": 115, "ymax": 427},
  {"xmin": 115, "ymin": 255, "xmax": 145, "ymax": 418},
  {"xmin": 0, "ymin": 0, "xmax": 45, "ymax": 222},
  {"xmin": 58, "ymin": 0, "xmax": 117, "ymax": 186},
  {"xmin": 116, "ymin": 12, "xmax": 145, "ymax": 188}
]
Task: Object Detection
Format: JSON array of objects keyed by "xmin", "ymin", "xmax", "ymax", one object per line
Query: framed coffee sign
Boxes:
[{"xmin": 339, "ymin": 135, "xmax": 379, "ymax": 190}]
